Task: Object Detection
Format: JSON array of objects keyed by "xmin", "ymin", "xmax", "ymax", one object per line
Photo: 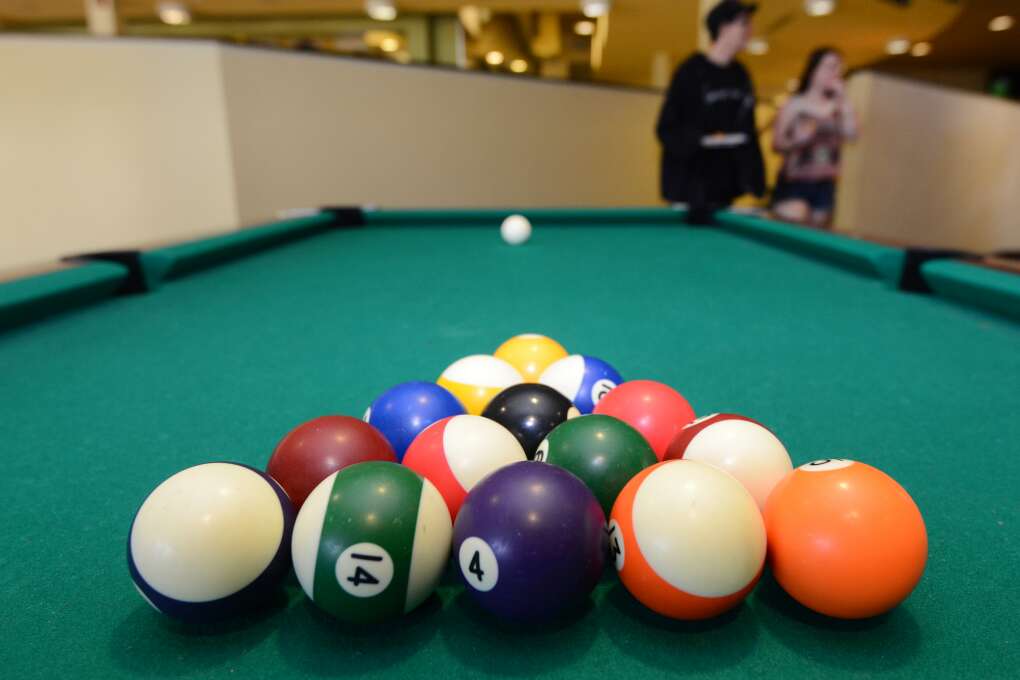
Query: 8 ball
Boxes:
[{"xmin": 481, "ymin": 383, "xmax": 579, "ymax": 459}]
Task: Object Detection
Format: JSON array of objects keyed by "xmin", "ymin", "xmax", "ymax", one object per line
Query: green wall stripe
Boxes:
[
  {"xmin": 139, "ymin": 213, "xmax": 336, "ymax": 287},
  {"xmin": 0, "ymin": 262, "xmax": 128, "ymax": 332},
  {"xmin": 716, "ymin": 212, "xmax": 906, "ymax": 285},
  {"xmin": 922, "ymin": 260, "xmax": 1020, "ymax": 322}
]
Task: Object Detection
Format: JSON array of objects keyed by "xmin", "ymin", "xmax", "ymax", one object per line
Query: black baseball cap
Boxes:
[{"xmin": 706, "ymin": 1, "xmax": 758, "ymax": 38}]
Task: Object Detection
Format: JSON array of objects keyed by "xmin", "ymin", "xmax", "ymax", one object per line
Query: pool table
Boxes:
[{"xmin": 2, "ymin": 207, "xmax": 1018, "ymax": 679}]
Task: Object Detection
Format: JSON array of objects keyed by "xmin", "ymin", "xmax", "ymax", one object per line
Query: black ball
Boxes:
[{"xmin": 482, "ymin": 384, "xmax": 579, "ymax": 459}]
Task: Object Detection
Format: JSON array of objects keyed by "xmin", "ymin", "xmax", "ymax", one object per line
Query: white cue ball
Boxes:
[{"xmin": 500, "ymin": 215, "xmax": 532, "ymax": 246}]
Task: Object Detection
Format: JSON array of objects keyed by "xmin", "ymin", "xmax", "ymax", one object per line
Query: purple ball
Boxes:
[{"xmin": 453, "ymin": 461, "xmax": 606, "ymax": 621}]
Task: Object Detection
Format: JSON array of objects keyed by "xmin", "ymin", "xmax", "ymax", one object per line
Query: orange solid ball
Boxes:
[
  {"xmin": 763, "ymin": 459, "xmax": 927, "ymax": 619},
  {"xmin": 494, "ymin": 333, "xmax": 568, "ymax": 383}
]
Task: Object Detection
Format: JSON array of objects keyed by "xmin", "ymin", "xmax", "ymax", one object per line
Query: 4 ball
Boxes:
[{"xmin": 453, "ymin": 461, "xmax": 606, "ymax": 621}]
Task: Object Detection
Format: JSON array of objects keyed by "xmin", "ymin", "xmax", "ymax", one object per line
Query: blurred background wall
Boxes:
[
  {"xmin": 219, "ymin": 45, "xmax": 661, "ymax": 224},
  {"xmin": 1, "ymin": 37, "xmax": 238, "ymax": 271},
  {"xmin": 2, "ymin": 1, "xmax": 1019, "ymax": 271},
  {"xmin": 1, "ymin": 36, "xmax": 661, "ymax": 271},
  {"xmin": 835, "ymin": 72, "xmax": 1020, "ymax": 252}
]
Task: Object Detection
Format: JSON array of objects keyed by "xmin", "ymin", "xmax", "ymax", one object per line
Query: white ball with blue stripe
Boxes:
[
  {"xmin": 539, "ymin": 354, "xmax": 623, "ymax": 414},
  {"xmin": 128, "ymin": 462, "xmax": 294, "ymax": 622}
]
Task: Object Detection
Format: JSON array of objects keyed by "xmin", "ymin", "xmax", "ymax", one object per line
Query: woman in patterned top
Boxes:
[{"xmin": 771, "ymin": 48, "xmax": 858, "ymax": 228}]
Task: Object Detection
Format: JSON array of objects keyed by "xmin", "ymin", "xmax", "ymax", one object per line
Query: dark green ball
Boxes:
[{"xmin": 535, "ymin": 415, "xmax": 657, "ymax": 517}]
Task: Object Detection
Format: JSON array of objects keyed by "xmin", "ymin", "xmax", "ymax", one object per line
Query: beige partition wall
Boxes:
[
  {"xmin": 836, "ymin": 72, "xmax": 1020, "ymax": 252},
  {"xmin": 219, "ymin": 48, "xmax": 662, "ymax": 223},
  {"xmin": 0, "ymin": 37, "xmax": 239, "ymax": 272},
  {"xmin": 1, "ymin": 37, "xmax": 662, "ymax": 272}
]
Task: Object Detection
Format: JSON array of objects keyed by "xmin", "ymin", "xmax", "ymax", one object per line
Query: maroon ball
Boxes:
[{"xmin": 266, "ymin": 415, "xmax": 395, "ymax": 509}]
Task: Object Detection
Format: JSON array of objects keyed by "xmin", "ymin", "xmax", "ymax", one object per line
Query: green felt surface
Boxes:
[
  {"xmin": 922, "ymin": 259, "xmax": 1020, "ymax": 321},
  {"xmin": 716, "ymin": 212, "xmax": 906, "ymax": 285},
  {"xmin": 1, "ymin": 213, "xmax": 1019, "ymax": 679},
  {"xmin": 0, "ymin": 261, "xmax": 127, "ymax": 331}
]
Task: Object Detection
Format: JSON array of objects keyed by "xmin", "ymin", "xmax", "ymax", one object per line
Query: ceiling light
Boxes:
[
  {"xmin": 485, "ymin": 50, "xmax": 505, "ymax": 66},
  {"xmin": 458, "ymin": 7, "xmax": 492, "ymax": 37},
  {"xmin": 366, "ymin": 0, "xmax": 397, "ymax": 22},
  {"xmin": 363, "ymin": 30, "xmax": 399, "ymax": 48},
  {"xmin": 380, "ymin": 37, "xmax": 400, "ymax": 53},
  {"xmin": 885, "ymin": 38, "xmax": 910, "ymax": 55},
  {"xmin": 804, "ymin": 0, "xmax": 836, "ymax": 18},
  {"xmin": 157, "ymin": 2, "xmax": 191, "ymax": 26},
  {"xmin": 574, "ymin": 20, "xmax": 596, "ymax": 36},
  {"xmin": 988, "ymin": 15, "xmax": 1014, "ymax": 32},
  {"xmin": 581, "ymin": 1, "xmax": 611, "ymax": 19},
  {"xmin": 509, "ymin": 59, "xmax": 528, "ymax": 73},
  {"xmin": 910, "ymin": 42, "xmax": 931, "ymax": 57},
  {"xmin": 746, "ymin": 38, "xmax": 768, "ymax": 55}
]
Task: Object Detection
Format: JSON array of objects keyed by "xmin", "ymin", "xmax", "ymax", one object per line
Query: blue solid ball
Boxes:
[
  {"xmin": 539, "ymin": 355, "xmax": 624, "ymax": 414},
  {"xmin": 364, "ymin": 381, "xmax": 466, "ymax": 460}
]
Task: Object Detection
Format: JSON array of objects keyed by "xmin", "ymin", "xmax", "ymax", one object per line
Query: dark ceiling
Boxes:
[{"xmin": 879, "ymin": 0, "xmax": 1020, "ymax": 68}]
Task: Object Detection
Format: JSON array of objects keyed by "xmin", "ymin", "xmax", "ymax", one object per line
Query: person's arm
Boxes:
[
  {"xmin": 656, "ymin": 62, "xmax": 703, "ymax": 162},
  {"xmin": 828, "ymin": 78, "xmax": 858, "ymax": 141},
  {"xmin": 772, "ymin": 99, "xmax": 817, "ymax": 153},
  {"xmin": 743, "ymin": 77, "xmax": 766, "ymax": 197},
  {"xmin": 839, "ymin": 97, "xmax": 859, "ymax": 141}
]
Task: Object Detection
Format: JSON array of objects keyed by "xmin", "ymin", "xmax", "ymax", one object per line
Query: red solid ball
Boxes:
[
  {"xmin": 593, "ymin": 380, "xmax": 695, "ymax": 460},
  {"xmin": 266, "ymin": 415, "xmax": 396, "ymax": 509}
]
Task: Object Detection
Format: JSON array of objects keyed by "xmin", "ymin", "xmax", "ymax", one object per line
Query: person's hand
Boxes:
[
  {"xmin": 799, "ymin": 94, "xmax": 836, "ymax": 120},
  {"xmin": 791, "ymin": 117, "xmax": 818, "ymax": 145},
  {"xmin": 829, "ymin": 78, "xmax": 845, "ymax": 100}
]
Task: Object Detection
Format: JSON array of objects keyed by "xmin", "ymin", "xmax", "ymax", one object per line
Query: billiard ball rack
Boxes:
[{"xmin": 126, "ymin": 332, "xmax": 929, "ymax": 629}]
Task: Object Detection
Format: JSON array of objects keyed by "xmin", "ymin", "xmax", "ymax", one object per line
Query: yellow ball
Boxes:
[
  {"xmin": 493, "ymin": 333, "xmax": 568, "ymax": 383},
  {"xmin": 437, "ymin": 355, "xmax": 524, "ymax": 415}
]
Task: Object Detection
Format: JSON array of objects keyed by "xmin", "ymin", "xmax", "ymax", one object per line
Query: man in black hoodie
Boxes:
[{"xmin": 657, "ymin": 1, "xmax": 765, "ymax": 224}]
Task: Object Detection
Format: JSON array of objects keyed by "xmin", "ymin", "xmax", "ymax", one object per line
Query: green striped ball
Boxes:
[{"xmin": 292, "ymin": 461, "xmax": 452, "ymax": 622}]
